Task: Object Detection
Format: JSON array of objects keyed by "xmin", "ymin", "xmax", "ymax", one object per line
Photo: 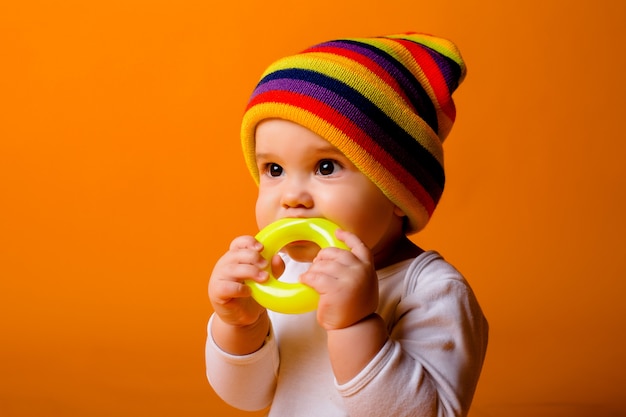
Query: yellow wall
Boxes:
[{"xmin": 1, "ymin": 1, "xmax": 625, "ymax": 416}]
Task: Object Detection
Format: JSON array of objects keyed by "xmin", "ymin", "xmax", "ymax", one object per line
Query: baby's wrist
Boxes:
[{"xmin": 212, "ymin": 310, "xmax": 270, "ymax": 355}]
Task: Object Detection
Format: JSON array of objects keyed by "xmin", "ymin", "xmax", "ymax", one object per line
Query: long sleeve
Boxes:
[
  {"xmin": 337, "ymin": 252, "xmax": 488, "ymax": 417},
  {"xmin": 205, "ymin": 314, "xmax": 279, "ymax": 411}
]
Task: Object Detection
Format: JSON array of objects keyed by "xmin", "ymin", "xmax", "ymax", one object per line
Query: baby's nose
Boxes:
[{"xmin": 280, "ymin": 178, "xmax": 314, "ymax": 209}]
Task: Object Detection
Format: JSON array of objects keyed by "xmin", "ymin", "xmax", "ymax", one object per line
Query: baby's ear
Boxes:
[
  {"xmin": 393, "ymin": 206, "xmax": 406, "ymax": 218},
  {"xmin": 392, "ymin": 205, "xmax": 410, "ymax": 233}
]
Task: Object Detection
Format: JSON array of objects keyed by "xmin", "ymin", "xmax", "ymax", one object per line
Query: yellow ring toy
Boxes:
[{"xmin": 246, "ymin": 218, "xmax": 348, "ymax": 314}]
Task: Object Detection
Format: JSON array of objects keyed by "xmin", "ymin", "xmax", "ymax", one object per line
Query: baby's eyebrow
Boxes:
[
  {"xmin": 255, "ymin": 146, "xmax": 344, "ymax": 160},
  {"xmin": 254, "ymin": 152, "xmax": 273, "ymax": 160},
  {"xmin": 315, "ymin": 146, "xmax": 345, "ymax": 157},
  {"xmin": 306, "ymin": 145, "xmax": 347, "ymax": 159}
]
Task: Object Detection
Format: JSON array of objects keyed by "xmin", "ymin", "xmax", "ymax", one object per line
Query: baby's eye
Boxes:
[
  {"xmin": 265, "ymin": 163, "xmax": 284, "ymax": 177},
  {"xmin": 316, "ymin": 159, "xmax": 341, "ymax": 176}
]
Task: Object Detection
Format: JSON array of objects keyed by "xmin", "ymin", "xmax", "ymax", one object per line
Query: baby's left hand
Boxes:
[{"xmin": 299, "ymin": 229, "xmax": 378, "ymax": 330}]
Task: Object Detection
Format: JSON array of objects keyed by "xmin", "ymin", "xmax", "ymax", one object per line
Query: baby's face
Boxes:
[{"xmin": 254, "ymin": 119, "xmax": 404, "ymax": 262}]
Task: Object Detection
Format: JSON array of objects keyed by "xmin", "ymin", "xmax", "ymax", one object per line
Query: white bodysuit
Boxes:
[{"xmin": 206, "ymin": 251, "xmax": 488, "ymax": 417}]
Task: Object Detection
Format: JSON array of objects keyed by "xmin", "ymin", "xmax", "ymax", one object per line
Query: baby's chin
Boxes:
[{"xmin": 283, "ymin": 241, "xmax": 321, "ymax": 263}]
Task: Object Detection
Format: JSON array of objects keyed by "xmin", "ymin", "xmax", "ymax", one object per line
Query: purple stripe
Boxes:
[
  {"xmin": 320, "ymin": 40, "xmax": 418, "ymax": 96},
  {"xmin": 251, "ymin": 77, "xmax": 390, "ymax": 140},
  {"xmin": 422, "ymin": 46, "xmax": 459, "ymax": 92}
]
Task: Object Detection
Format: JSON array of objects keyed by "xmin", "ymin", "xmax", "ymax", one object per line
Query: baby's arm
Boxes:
[
  {"xmin": 206, "ymin": 314, "xmax": 279, "ymax": 411},
  {"xmin": 302, "ymin": 236, "xmax": 487, "ymax": 416},
  {"xmin": 206, "ymin": 235, "xmax": 281, "ymax": 411},
  {"xmin": 299, "ymin": 229, "xmax": 388, "ymax": 383},
  {"xmin": 338, "ymin": 260, "xmax": 488, "ymax": 417}
]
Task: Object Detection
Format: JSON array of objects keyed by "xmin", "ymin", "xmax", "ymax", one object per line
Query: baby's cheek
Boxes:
[{"xmin": 254, "ymin": 193, "xmax": 276, "ymax": 228}]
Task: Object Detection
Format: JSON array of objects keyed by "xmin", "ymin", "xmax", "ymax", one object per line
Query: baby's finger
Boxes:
[
  {"xmin": 215, "ymin": 245, "xmax": 268, "ymax": 272},
  {"xmin": 214, "ymin": 280, "xmax": 253, "ymax": 302},
  {"xmin": 230, "ymin": 249, "xmax": 268, "ymax": 269},
  {"xmin": 226, "ymin": 264, "xmax": 269, "ymax": 283},
  {"xmin": 299, "ymin": 267, "xmax": 335, "ymax": 294},
  {"xmin": 270, "ymin": 254, "xmax": 285, "ymax": 278},
  {"xmin": 335, "ymin": 229, "xmax": 372, "ymax": 263},
  {"xmin": 229, "ymin": 235, "xmax": 263, "ymax": 251}
]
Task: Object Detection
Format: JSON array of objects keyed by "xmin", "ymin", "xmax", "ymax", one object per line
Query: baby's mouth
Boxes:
[{"xmin": 287, "ymin": 240, "xmax": 309, "ymax": 246}]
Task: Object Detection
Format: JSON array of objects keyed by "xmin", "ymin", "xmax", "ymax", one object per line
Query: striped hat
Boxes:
[{"xmin": 241, "ymin": 33, "xmax": 466, "ymax": 233}]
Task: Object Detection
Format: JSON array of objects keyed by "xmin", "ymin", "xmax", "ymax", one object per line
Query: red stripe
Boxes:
[
  {"xmin": 395, "ymin": 39, "xmax": 456, "ymax": 121},
  {"xmin": 248, "ymin": 90, "xmax": 437, "ymax": 214}
]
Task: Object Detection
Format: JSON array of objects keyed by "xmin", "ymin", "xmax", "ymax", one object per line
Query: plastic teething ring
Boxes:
[{"xmin": 245, "ymin": 218, "xmax": 348, "ymax": 314}]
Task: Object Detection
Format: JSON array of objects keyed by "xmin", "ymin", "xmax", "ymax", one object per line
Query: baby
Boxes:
[{"xmin": 206, "ymin": 32, "xmax": 488, "ymax": 417}]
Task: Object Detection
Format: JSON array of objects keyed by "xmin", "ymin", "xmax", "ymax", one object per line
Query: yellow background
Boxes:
[{"xmin": 2, "ymin": 1, "xmax": 625, "ymax": 416}]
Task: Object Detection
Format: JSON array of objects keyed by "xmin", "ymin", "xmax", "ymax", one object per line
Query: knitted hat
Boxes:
[{"xmin": 241, "ymin": 32, "xmax": 466, "ymax": 233}]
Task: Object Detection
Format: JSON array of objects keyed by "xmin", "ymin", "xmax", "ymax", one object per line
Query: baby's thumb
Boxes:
[
  {"xmin": 335, "ymin": 229, "xmax": 371, "ymax": 263},
  {"xmin": 270, "ymin": 254, "xmax": 285, "ymax": 278}
]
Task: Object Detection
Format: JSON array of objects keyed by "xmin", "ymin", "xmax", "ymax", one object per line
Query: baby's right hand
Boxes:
[{"xmin": 208, "ymin": 235, "xmax": 270, "ymax": 327}]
